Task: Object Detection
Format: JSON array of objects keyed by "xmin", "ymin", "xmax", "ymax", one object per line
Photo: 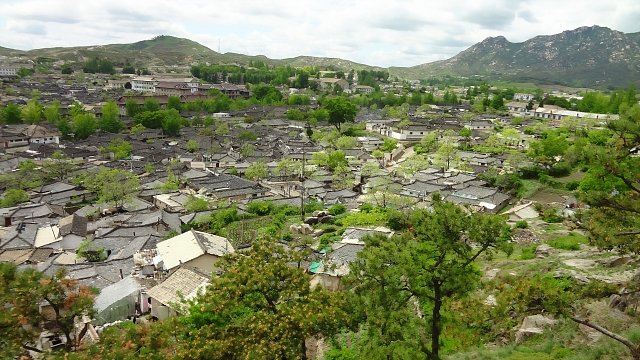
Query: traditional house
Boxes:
[
  {"xmin": 146, "ymin": 267, "xmax": 209, "ymax": 320},
  {"xmin": 154, "ymin": 230, "xmax": 234, "ymax": 274}
]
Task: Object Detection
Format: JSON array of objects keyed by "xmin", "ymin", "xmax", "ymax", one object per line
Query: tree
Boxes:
[
  {"xmin": 168, "ymin": 96, "xmax": 182, "ymax": 111},
  {"xmin": 72, "ymin": 113, "xmax": 97, "ymax": 139},
  {"xmin": 312, "ymin": 150, "xmax": 348, "ymax": 171},
  {"xmin": 86, "ymin": 168, "xmax": 140, "ymax": 209},
  {"xmin": 41, "ymin": 150, "xmax": 79, "ymax": 181},
  {"xmin": 240, "ymin": 143, "xmax": 255, "ymax": 158},
  {"xmin": 397, "ymin": 154, "xmax": 430, "ymax": 177},
  {"xmin": 415, "ymin": 132, "xmax": 439, "ymax": 154},
  {"xmin": 162, "ymin": 109, "xmax": 182, "ymax": 136},
  {"xmin": 434, "ymin": 138, "xmax": 460, "ymax": 171},
  {"xmin": 144, "ymin": 98, "xmax": 161, "ymax": 112},
  {"xmin": 101, "ymin": 138, "xmax": 133, "ymax": 160},
  {"xmin": 215, "ymin": 121, "xmax": 229, "ymax": 136},
  {"xmin": 186, "ymin": 139, "xmax": 200, "ymax": 153},
  {"xmin": 1, "ymin": 102, "xmax": 23, "ymax": 124},
  {"xmin": 99, "ymin": 101, "xmax": 123, "ymax": 133},
  {"xmin": 323, "ymin": 96, "xmax": 357, "ymax": 132},
  {"xmin": 346, "ymin": 200, "xmax": 511, "ymax": 359},
  {"xmin": 459, "ymin": 127, "xmax": 472, "ymax": 149},
  {"xmin": 180, "ymin": 240, "xmax": 346, "ymax": 359},
  {"xmin": 577, "ymin": 104, "xmax": 640, "ymax": 253},
  {"xmin": 61, "ymin": 63, "xmax": 73, "ymax": 74},
  {"xmin": 21, "ymin": 99, "xmax": 43, "ymax": 124},
  {"xmin": 125, "ymin": 99, "xmax": 141, "ymax": 117},
  {"xmin": 245, "ymin": 161, "xmax": 268, "ymax": 181},
  {"xmin": 0, "ymin": 264, "xmax": 97, "ymax": 354},
  {"xmin": 43, "ymin": 100, "xmax": 61, "ymax": 123},
  {"xmin": 0, "ymin": 188, "xmax": 29, "ymax": 207},
  {"xmin": 273, "ymin": 158, "xmax": 301, "ymax": 178}
]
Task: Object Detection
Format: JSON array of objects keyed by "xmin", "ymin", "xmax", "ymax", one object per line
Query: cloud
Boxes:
[{"xmin": 0, "ymin": 0, "xmax": 638, "ymax": 67}]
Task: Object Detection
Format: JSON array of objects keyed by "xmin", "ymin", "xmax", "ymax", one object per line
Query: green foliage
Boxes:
[
  {"xmin": 21, "ymin": 99, "xmax": 43, "ymax": 124},
  {"xmin": 328, "ymin": 203, "xmax": 347, "ymax": 216},
  {"xmin": 167, "ymin": 96, "xmax": 182, "ymax": 111},
  {"xmin": 130, "ymin": 123, "xmax": 146, "ymax": 136},
  {"xmin": 0, "ymin": 188, "xmax": 29, "ymax": 207},
  {"xmin": 288, "ymin": 94, "xmax": 310, "ymax": 105},
  {"xmin": 82, "ymin": 57, "xmax": 114, "ymax": 74},
  {"xmin": 98, "ymin": 101, "xmax": 123, "ymax": 133},
  {"xmin": 125, "ymin": 99, "xmax": 141, "ymax": 117},
  {"xmin": 245, "ymin": 161, "xmax": 268, "ymax": 181},
  {"xmin": 380, "ymin": 138, "xmax": 398, "ymax": 152},
  {"xmin": 1, "ymin": 102, "xmax": 23, "ymax": 124},
  {"xmin": 85, "ymin": 168, "xmax": 140, "ymax": 208},
  {"xmin": 72, "ymin": 113, "xmax": 97, "ymax": 139},
  {"xmin": 101, "ymin": 138, "xmax": 132, "ymax": 160},
  {"xmin": 186, "ymin": 139, "xmax": 200, "ymax": 153},
  {"xmin": 345, "ymin": 201, "xmax": 512, "ymax": 359},
  {"xmin": 520, "ymin": 244, "xmax": 537, "ymax": 260},
  {"xmin": 238, "ymin": 130, "xmax": 257, "ymax": 141},
  {"xmin": 323, "ymin": 96, "xmax": 357, "ymax": 131},
  {"xmin": 162, "ymin": 109, "xmax": 182, "ymax": 136},
  {"xmin": 515, "ymin": 220, "xmax": 529, "ymax": 229},
  {"xmin": 181, "ymin": 240, "xmax": 346, "ymax": 359},
  {"xmin": 312, "ymin": 149, "xmax": 348, "ymax": 171},
  {"xmin": 286, "ymin": 108, "xmax": 306, "ymax": 120},
  {"xmin": 545, "ymin": 232, "xmax": 588, "ymax": 250},
  {"xmin": 574, "ymin": 104, "xmax": 640, "ymax": 253},
  {"xmin": 246, "ymin": 200, "xmax": 274, "ymax": 216},
  {"xmin": 0, "ymin": 265, "xmax": 97, "ymax": 354},
  {"xmin": 185, "ymin": 196, "xmax": 209, "ymax": 212},
  {"xmin": 337, "ymin": 207, "xmax": 388, "ymax": 227},
  {"xmin": 43, "ymin": 100, "xmax": 61, "ymax": 123},
  {"xmin": 76, "ymin": 239, "xmax": 107, "ymax": 262}
]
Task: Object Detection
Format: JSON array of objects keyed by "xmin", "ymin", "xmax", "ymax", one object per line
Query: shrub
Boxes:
[
  {"xmin": 542, "ymin": 208, "xmax": 563, "ymax": 223},
  {"xmin": 247, "ymin": 200, "xmax": 274, "ymax": 216},
  {"xmin": 548, "ymin": 161, "xmax": 572, "ymax": 177},
  {"xmin": 565, "ymin": 181, "xmax": 580, "ymax": 191},
  {"xmin": 328, "ymin": 203, "xmax": 346, "ymax": 216},
  {"xmin": 387, "ymin": 210, "xmax": 409, "ymax": 231},
  {"xmin": 304, "ymin": 199, "xmax": 324, "ymax": 214},
  {"xmin": 515, "ymin": 220, "xmax": 529, "ymax": 229}
]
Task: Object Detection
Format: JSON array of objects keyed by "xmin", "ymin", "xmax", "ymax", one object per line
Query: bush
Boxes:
[
  {"xmin": 548, "ymin": 161, "xmax": 572, "ymax": 177},
  {"xmin": 580, "ymin": 280, "xmax": 619, "ymax": 299},
  {"xmin": 328, "ymin": 203, "xmax": 346, "ymax": 216},
  {"xmin": 545, "ymin": 232, "xmax": 588, "ymax": 250},
  {"xmin": 542, "ymin": 208, "xmax": 563, "ymax": 223},
  {"xmin": 515, "ymin": 220, "xmax": 529, "ymax": 229},
  {"xmin": 247, "ymin": 200, "xmax": 274, "ymax": 216},
  {"xmin": 520, "ymin": 244, "xmax": 537, "ymax": 260},
  {"xmin": 304, "ymin": 199, "xmax": 324, "ymax": 214},
  {"xmin": 565, "ymin": 181, "xmax": 580, "ymax": 191},
  {"xmin": 387, "ymin": 210, "xmax": 409, "ymax": 231}
]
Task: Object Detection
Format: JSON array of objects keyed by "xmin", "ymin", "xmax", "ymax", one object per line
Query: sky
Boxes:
[{"xmin": 1, "ymin": 0, "xmax": 639, "ymax": 67}]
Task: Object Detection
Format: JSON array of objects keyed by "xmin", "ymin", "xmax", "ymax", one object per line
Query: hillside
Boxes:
[
  {"xmin": 396, "ymin": 25, "xmax": 640, "ymax": 88},
  {"xmin": 1, "ymin": 35, "xmax": 381, "ymax": 73},
  {"xmin": 2, "ymin": 26, "xmax": 640, "ymax": 88}
]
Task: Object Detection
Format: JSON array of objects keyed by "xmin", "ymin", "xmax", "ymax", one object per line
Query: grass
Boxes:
[
  {"xmin": 519, "ymin": 180, "xmax": 542, "ymax": 198},
  {"xmin": 519, "ymin": 245, "xmax": 537, "ymax": 260},
  {"xmin": 545, "ymin": 232, "xmax": 588, "ymax": 250}
]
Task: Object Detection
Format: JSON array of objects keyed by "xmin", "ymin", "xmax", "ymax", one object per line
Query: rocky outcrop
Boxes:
[{"xmin": 515, "ymin": 314, "xmax": 558, "ymax": 344}]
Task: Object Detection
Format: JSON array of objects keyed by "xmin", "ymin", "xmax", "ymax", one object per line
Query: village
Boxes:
[{"xmin": 0, "ymin": 57, "xmax": 632, "ymax": 355}]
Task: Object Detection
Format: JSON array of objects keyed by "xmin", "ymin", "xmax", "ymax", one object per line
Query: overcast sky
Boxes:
[{"xmin": 1, "ymin": 0, "xmax": 639, "ymax": 67}]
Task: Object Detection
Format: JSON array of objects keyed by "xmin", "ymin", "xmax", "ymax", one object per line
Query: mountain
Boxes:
[
  {"xmin": 2, "ymin": 27, "xmax": 639, "ymax": 88},
  {"xmin": 398, "ymin": 25, "xmax": 640, "ymax": 88},
  {"xmin": 1, "ymin": 35, "xmax": 381, "ymax": 73}
]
